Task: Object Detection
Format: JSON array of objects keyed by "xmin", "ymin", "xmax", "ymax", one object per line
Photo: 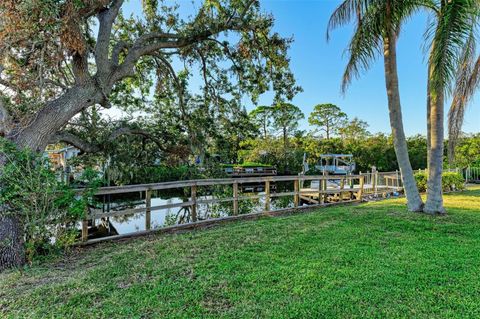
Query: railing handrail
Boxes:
[
  {"xmin": 78, "ymin": 174, "xmax": 364, "ymax": 196},
  {"xmin": 79, "ymin": 174, "xmax": 367, "ymax": 242}
]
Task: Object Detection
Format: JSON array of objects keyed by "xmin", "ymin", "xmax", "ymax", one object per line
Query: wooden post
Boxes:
[
  {"xmin": 233, "ymin": 182, "xmax": 239, "ymax": 215},
  {"xmin": 265, "ymin": 180, "xmax": 270, "ymax": 211},
  {"xmin": 319, "ymin": 178, "xmax": 325, "ymax": 204},
  {"xmin": 191, "ymin": 184, "xmax": 197, "ymax": 222},
  {"xmin": 323, "ymin": 178, "xmax": 328, "ymax": 203},
  {"xmin": 145, "ymin": 189, "xmax": 152, "ymax": 230},
  {"xmin": 81, "ymin": 206, "xmax": 88, "ymax": 242},
  {"xmin": 294, "ymin": 178, "xmax": 299, "ymax": 207},
  {"xmin": 358, "ymin": 176, "xmax": 365, "ymax": 201}
]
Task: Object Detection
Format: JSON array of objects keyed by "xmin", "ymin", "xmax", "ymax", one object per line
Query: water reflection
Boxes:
[{"xmin": 91, "ymin": 182, "xmax": 294, "ymax": 237}]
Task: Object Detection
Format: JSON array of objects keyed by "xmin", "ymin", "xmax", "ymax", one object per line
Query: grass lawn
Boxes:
[{"xmin": 1, "ymin": 187, "xmax": 480, "ymax": 318}]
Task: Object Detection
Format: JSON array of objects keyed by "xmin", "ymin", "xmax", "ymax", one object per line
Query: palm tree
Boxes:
[
  {"xmin": 424, "ymin": 0, "xmax": 479, "ymax": 214},
  {"xmin": 447, "ymin": 33, "xmax": 480, "ymax": 165},
  {"xmin": 328, "ymin": 0, "xmax": 424, "ymax": 212}
]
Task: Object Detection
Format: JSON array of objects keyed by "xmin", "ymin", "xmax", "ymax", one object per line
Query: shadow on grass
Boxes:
[{"xmin": 445, "ymin": 188, "xmax": 480, "ymax": 198}]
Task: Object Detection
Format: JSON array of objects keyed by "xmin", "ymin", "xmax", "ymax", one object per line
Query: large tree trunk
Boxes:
[
  {"xmin": 0, "ymin": 216, "xmax": 25, "ymax": 272},
  {"xmin": 424, "ymin": 88, "xmax": 445, "ymax": 214},
  {"xmin": 383, "ymin": 8, "xmax": 423, "ymax": 212},
  {"xmin": 1, "ymin": 146, "xmax": 25, "ymax": 271},
  {"xmin": 0, "ymin": 83, "xmax": 102, "ymax": 271},
  {"xmin": 14, "ymin": 83, "xmax": 101, "ymax": 151}
]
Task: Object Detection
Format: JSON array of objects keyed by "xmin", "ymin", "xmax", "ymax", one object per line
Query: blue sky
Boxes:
[{"xmin": 123, "ymin": 0, "xmax": 479, "ymax": 136}]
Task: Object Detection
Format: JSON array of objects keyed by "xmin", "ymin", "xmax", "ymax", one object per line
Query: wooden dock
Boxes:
[
  {"xmin": 299, "ymin": 176, "xmax": 364, "ymax": 204},
  {"xmin": 224, "ymin": 166, "xmax": 277, "ymax": 177},
  {"xmin": 299, "ymin": 187, "xmax": 363, "ymax": 204},
  {"xmin": 77, "ymin": 174, "xmax": 366, "ymax": 244}
]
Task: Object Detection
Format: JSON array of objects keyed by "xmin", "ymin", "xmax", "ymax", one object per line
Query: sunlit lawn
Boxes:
[{"xmin": 1, "ymin": 186, "xmax": 480, "ymax": 318}]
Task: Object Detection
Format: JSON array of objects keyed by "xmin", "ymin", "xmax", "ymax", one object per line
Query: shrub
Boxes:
[
  {"xmin": 0, "ymin": 138, "xmax": 99, "ymax": 263},
  {"xmin": 442, "ymin": 172, "xmax": 465, "ymax": 191},
  {"xmin": 414, "ymin": 171, "xmax": 465, "ymax": 193},
  {"xmin": 414, "ymin": 172, "xmax": 428, "ymax": 192},
  {"xmin": 106, "ymin": 164, "xmax": 205, "ymax": 185}
]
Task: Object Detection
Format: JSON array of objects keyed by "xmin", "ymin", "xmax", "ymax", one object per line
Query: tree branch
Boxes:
[
  {"xmin": 153, "ymin": 55, "xmax": 187, "ymax": 120},
  {"xmin": 72, "ymin": 52, "xmax": 90, "ymax": 84},
  {"xmin": 108, "ymin": 127, "xmax": 167, "ymax": 151},
  {"xmin": 96, "ymin": 0, "xmax": 124, "ymax": 74},
  {"xmin": 49, "ymin": 131, "xmax": 100, "ymax": 153},
  {"xmin": 112, "ymin": 18, "xmax": 250, "ymax": 84}
]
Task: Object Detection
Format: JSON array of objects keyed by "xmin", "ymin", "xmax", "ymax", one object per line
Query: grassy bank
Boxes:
[{"xmin": 2, "ymin": 187, "xmax": 480, "ymax": 318}]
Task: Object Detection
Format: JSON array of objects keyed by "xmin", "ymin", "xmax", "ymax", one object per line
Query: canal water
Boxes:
[{"xmin": 92, "ymin": 181, "xmax": 297, "ymax": 238}]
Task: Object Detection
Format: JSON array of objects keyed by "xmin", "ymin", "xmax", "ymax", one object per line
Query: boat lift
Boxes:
[
  {"xmin": 302, "ymin": 153, "xmax": 356, "ymax": 175},
  {"xmin": 301, "ymin": 153, "xmax": 356, "ymax": 191}
]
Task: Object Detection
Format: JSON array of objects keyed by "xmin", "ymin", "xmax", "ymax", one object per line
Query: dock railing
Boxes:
[
  {"xmin": 79, "ymin": 174, "xmax": 365, "ymax": 244},
  {"xmin": 464, "ymin": 167, "xmax": 480, "ymax": 183},
  {"xmin": 359, "ymin": 170, "xmax": 403, "ymax": 196}
]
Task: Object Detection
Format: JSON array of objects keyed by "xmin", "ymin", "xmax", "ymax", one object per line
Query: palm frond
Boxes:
[
  {"xmin": 341, "ymin": 5, "xmax": 384, "ymax": 93},
  {"xmin": 326, "ymin": 0, "xmax": 381, "ymax": 41},
  {"xmin": 448, "ymin": 30, "xmax": 480, "ymax": 161},
  {"xmin": 332, "ymin": 0, "xmax": 438, "ymax": 93},
  {"xmin": 428, "ymin": 0, "xmax": 479, "ymax": 94}
]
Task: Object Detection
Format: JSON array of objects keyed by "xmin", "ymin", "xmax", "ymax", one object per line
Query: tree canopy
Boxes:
[
  {"xmin": 0, "ymin": 0, "xmax": 300, "ymax": 154},
  {"xmin": 308, "ymin": 103, "xmax": 347, "ymax": 139}
]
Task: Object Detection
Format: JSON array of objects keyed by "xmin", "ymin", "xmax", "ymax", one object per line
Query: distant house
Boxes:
[
  {"xmin": 45, "ymin": 146, "xmax": 81, "ymax": 170},
  {"xmin": 44, "ymin": 146, "xmax": 82, "ymax": 183}
]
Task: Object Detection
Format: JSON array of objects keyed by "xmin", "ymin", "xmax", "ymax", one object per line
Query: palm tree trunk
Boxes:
[
  {"xmin": 426, "ymin": 64, "xmax": 432, "ymax": 168},
  {"xmin": 283, "ymin": 127, "xmax": 288, "ymax": 172},
  {"xmin": 383, "ymin": 5, "xmax": 423, "ymax": 212},
  {"xmin": 424, "ymin": 87, "xmax": 445, "ymax": 214}
]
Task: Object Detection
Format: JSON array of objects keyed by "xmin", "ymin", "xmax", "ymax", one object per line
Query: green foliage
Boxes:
[
  {"xmin": 339, "ymin": 117, "xmax": 371, "ymax": 140},
  {"xmin": 453, "ymin": 134, "xmax": 480, "ymax": 168},
  {"xmin": 249, "ymin": 105, "xmax": 273, "ymax": 138},
  {"xmin": 0, "ymin": 138, "xmax": 99, "ymax": 263},
  {"xmin": 308, "ymin": 103, "xmax": 347, "ymax": 139},
  {"xmin": 239, "ymin": 133, "xmax": 431, "ymax": 175},
  {"xmin": 414, "ymin": 172, "xmax": 428, "ymax": 192},
  {"xmin": 270, "ymin": 103, "xmax": 304, "ymax": 138},
  {"xmin": 110, "ymin": 165, "xmax": 201, "ymax": 185},
  {"xmin": 406, "ymin": 135, "xmax": 428, "ymax": 170},
  {"xmin": 443, "ymin": 172, "xmax": 466, "ymax": 191},
  {"xmin": 415, "ymin": 171, "xmax": 465, "ymax": 192},
  {"xmin": 239, "ymin": 137, "xmax": 304, "ymax": 174}
]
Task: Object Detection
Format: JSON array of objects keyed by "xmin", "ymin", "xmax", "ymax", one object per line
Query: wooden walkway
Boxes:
[{"xmin": 77, "ymin": 175, "xmax": 367, "ymax": 244}]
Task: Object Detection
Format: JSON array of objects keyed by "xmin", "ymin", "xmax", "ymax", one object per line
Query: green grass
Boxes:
[{"xmin": 2, "ymin": 187, "xmax": 480, "ymax": 318}]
